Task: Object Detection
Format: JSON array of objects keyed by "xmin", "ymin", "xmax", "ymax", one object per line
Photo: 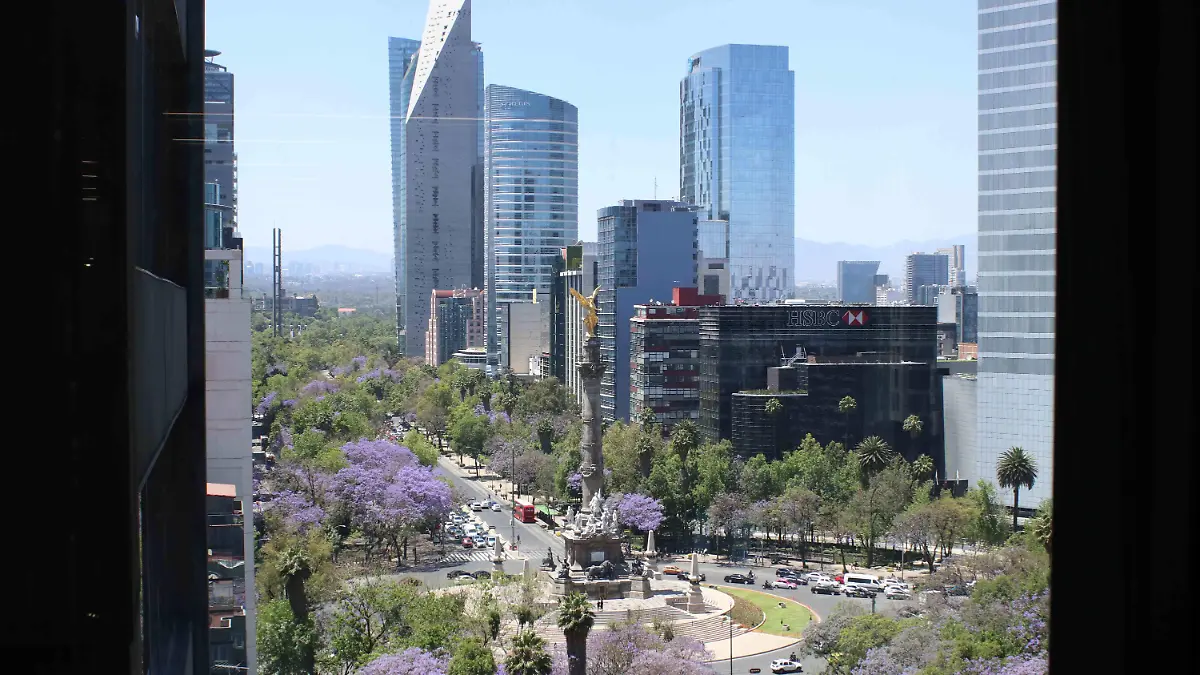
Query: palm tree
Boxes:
[
  {"xmin": 996, "ymin": 446, "xmax": 1038, "ymax": 531},
  {"xmin": 1030, "ymin": 498, "xmax": 1052, "ymax": 554},
  {"xmin": 911, "ymin": 454, "xmax": 935, "ymax": 481},
  {"xmin": 838, "ymin": 395, "xmax": 857, "ymax": 448},
  {"xmin": 506, "ymin": 628, "xmax": 554, "ymax": 675},
  {"xmin": 855, "ymin": 436, "xmax": 894, "ymax": 485},
  {"xmin": 765, "ymin": 398, "xmax": 783, "ymax": 454},
  {"xmin": 903, "ymin": 414, "xmax": 923, "ymax": 439},
  {"xmin": 557, "ymin": 593, "xmax": 595, "ymax": 675},
  {"xmin": 276, "ymin": 545, "xmax": 315, "ymax": 674}
]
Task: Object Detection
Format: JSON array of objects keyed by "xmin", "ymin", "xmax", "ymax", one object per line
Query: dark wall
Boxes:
[{"xmin": 15, "ymin": 1, "xmax": 209, "ymax": 673}]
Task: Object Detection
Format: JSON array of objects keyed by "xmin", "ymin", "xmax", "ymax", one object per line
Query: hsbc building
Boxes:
[{"xmin": 697, "ymin": 304, "xmax": 939, "ymax": 443}]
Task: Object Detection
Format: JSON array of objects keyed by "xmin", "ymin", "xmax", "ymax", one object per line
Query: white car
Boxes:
[
  {"xmin": 770, "ymin": 659, "xmax": 803, "ymax": 673},
  {"xmin": 805, "ymin": 572, "xmax": 831, "ymax": 584},
  {"xmin": 766, "ymin": 578, "xmax": 798, "ymax": 589},
  {"xmin": 471, "ymin": 502, "xmax": 483, "ymax": 512},
  {"xmin": 885, "ymin": 587, "xmax": 912, "ymax": 600},
  {"xmin": 490, "ymin": 502, "xmax": 503, "ymax": 512},
  {"xmin": 486, "ymin": 535, "xmax": 498, "ymax": 548}
]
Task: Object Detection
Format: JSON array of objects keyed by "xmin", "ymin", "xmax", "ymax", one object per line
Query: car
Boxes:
[
  {"xmin": 805, "ymin": 572, "xmax": 831, "ymax": 584},
  {"xmin": 472, "ymin": 570, "xmax": 492, "ymax": 580},
  {"xmin": 764, "ymin": 578, "xmax": 797, "ymax": 589},
  {"xmin": 453, "ymin": 573, "xmax": 476, "ymax": 583},
  {"xmin": 471, "ymin": 502, "xmax": 483, "ymax": 512},
  {"xmin": 491, "ymin": 503, "xmax": 503, "ymax": 512},
  {"xmin": 724, "ymin": 574, "xmax": 754, "ymax": 584},
  {"xmin": 884, "ymin": 588, "xmax": 912, "ymax": 600},
  {"xmin": 446, "ymin": 569, "xmax": 465, "ymax": 579},
  {"xmin": 844, "ymin": 586, "xmax": 877, "ymax": 598},
  {"xmin": 451, "ymin": 515, "xmax": 464, "ymax": 524},
  {"xmin": 461, "ymin": 537, "xmax": 475, "ymax": 548},
  {"xmin": 810, "ymin": 582, "xmax": 841, "ymax": 595},
  {"xmin": 770, "ymin": 659, "xmax": 804, "ymax": 673},
  {"xmin": 677, "ymin": 571, "xmax": 706, "ymax": 582},
  {"xmin": 776, "ymin": 567, "xmax": 802, "ymax": 577},
  {"xmin": 472, "ymin": 535, "xmax": 486, "ymax": 546},
  {"xmin": 662, "ymin": 565, "xmax": 684, "ymax": 575},
  {"xmin": 486, "ymin": 535, "xmax": 498, "ymax": 548},
  {"xmin": 945, "ymin": 585, "xmax": 971, "ymax": 597},
  {"xmin": 833, "ymin": 574, "xmax": 845, "ymax": 583}
]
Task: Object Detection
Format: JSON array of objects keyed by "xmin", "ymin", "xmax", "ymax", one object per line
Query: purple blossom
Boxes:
[
  {"xmin": 381, "ymin": 368, "xmax": 402, "ymax": 381},
  {"xmin": 332, "ymin": 438, "xmax": 452, "ymax": 538},
  {"xmin": 954, "ymin": 654, "xmax": 1048, "ymax": 675},
  {"xmin": 301, "ymin": 379, "xmax": 338, "ymax": 396},
  {"xmin": 278, "ymin": 427, "xmax": 293, "ymax": 449},
  {"xmin": 331, "ymin": 366, "xmax": 345, "ymax": 377},
  {"xmin": 351, "ymin": 355, "xmax": 367, "ymax": 371},
  {"xmin": 567, "ymin": 473, "xmax": 582, "ymax": 493},
  {"xmin": 316, "ymin": 395, "xmax": 326, "ymax": 402},
  {"xmin": 255, "ymin": 392, "xmax": 278, "ymax": 416},
  {"xmin": 473, "ymin": 403, "xmax": 487, "ymax": 417},
  {"xmin": 265, "ymin": 489, "xmax": 326, "ymax": 533},
  {"xmin": 584, "ymin": 625, "xmax": 714, "ymax": 675},
  {"xmin": 356, "ymin": 368, "xmax": 384, "ymax": 384},
  {"xmin": 488, "ymin": 410, "xmax": 511, "ymax": 424},
  {"xmin": 357, "ymin": 648, "xmax": 448, "ymax": 675},
  {"xmin": 282, "ymin": 399, "xmax": 297, "ymax": 408},
  {"xmin": 614, "ymin": 493, "xmax": 665, "ymax": 531}
]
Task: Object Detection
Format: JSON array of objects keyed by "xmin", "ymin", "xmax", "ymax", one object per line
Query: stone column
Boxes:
[{"xmin": 577, "ymin": 336, "xmax": 606, "ymax": 513}]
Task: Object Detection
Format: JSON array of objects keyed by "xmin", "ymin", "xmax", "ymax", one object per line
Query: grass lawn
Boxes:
[{"xmin": 720, "ymin": 587, "xmax": 814, "ymax": 638}]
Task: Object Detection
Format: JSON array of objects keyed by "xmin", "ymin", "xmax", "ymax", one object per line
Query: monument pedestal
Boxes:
[
  {"xmin": 563, "ymin": 531, "xmax": 625, "ymax": 571},
  {"xmin": 685, "ymin": 582, "xmax": 707, "ymax": 613}
]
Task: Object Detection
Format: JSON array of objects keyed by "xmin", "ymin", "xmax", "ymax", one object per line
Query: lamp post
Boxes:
[
  {"xmin": 509, "ymin": 448, "xmax": 517, "ymax": 544},
  {"xmin": 724, "ymin": 615, "xmax": 733, "ymax": 675}
]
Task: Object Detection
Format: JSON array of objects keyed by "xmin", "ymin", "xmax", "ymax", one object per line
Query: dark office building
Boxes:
[
  {"xmin": 630, "ymin": 287, "xmax": 722, "ymax": 431},
  {"xmin": 954, "ymin": 286, "xmax": 979, "ymax": 344},
  {"xmin": 905, "ymin": 253, "xmax": 950, "ymax": 304},
  {"xmin": 698, "ymin": 305, "xmax": 938, "ymax": 444},
  {"xmin": 24, "ymin": 2, "xmax": 210, "ymax": 672},
  {"xmin": 837, "ymin": 260, "xmax": 881, "ymax": 304},
  {"xmin": 730, "ymin": 360, "xmax": 945, "ymax": 470},
  {"xmin": 207, "ymin": 484, "xmax": 249, "ymax": 672}
]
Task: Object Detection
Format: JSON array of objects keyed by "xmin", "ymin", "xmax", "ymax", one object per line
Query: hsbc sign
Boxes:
[{"xmin": 785, "ymin": 308, "xmax": 870, "ymax": 328}]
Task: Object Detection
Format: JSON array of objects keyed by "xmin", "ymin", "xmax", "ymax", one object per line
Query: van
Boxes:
[
  {"xmin": 464, "ymin": 524, "xmax": 478, "ymax": 537},
  {"xmin": 843, "ymin": 572, "xmax": 885, "ymax": 592}
]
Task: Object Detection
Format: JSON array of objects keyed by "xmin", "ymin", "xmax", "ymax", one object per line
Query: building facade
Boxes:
[
  {"xmin": 977, "ymin": 0, "xmax": 1057, "ymax": 507},
  {"xmin": 629, "ymin": 288, "xmax": 722, "ymax": 431},
  {"xmin": 698, "ymin": 305, "xmax": 939, "ymax": 443},
  {"xmin": 943, "ymin": 372, "xmax": 979, "ymax": 485},
  {"xmin": 598, "ymin": 200, "xmax": 699, "ymax": 422},
  {"xmin": 681, "ymin": 44, "xmax": 795, "ymax": 301},
  {"xmin": 937, "ymin": 245, "xmax": 967, "ymax": 286},
  {"xmin": 697, "ymin": 219, "xmax": 730, "ymax": 299},
  {"xmin": 389, "ymin": 0, "xmax": 484, "ymax": 357},
  {"xmin": 484, "ymin": 85, "xmax": 579, "ymax": 366},
  {"xmin": 837, "ymin": 261, "xmax": 882, "ymax": 304},
  {"xmin": 425, "ymin": 288, "xmax": 486, "ymax": 367},
  {"xmin": 905, "ymin": 253, "xmax": 951, "ymax": 304},
  {"xmin": 207, "ymin": 484, "xmax": 249, "ymax": 673},
  {"xmin": 204, "ymin": 51, "xmax": 255, "ymax": 674}
]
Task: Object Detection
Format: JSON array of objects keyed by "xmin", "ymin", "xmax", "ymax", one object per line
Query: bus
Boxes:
[{"xmin": 513, "ymin": 501, "xmax": 536, "ymax": 523}]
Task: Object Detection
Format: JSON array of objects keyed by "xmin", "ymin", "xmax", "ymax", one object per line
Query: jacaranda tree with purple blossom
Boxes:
[
  {"xmin": 604, "ymin": 493, "xmax": 664, "ymax": 532},
  {"xmin": 357, "ymin": 648, "xmax": 448, "ymax": 675}
]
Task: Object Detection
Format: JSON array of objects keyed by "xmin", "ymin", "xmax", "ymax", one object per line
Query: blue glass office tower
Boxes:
[
  {"xmin": 597, "ymin": 200, "xmax": 698, "ymax": 422},
  {"xmin": 681, "ymin": 44, "xmax": 795, "ymax": 301},
  {"xmin": 388, "ymin": 0, "xmax": 485, "ymax": 356},
  {"xmin": 837, "ymin": 261, "xmax": 881, "ymax": 304},
  {"xmin": 976, "ymin": 0, "xmax": 1056, "ymax": 506},
  {"xmin": 484, "ymin": 85, "xmax": 579, "ymax": 364}
]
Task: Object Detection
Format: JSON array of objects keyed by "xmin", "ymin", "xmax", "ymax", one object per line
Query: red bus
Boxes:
[{"xmin": 513, "ymin": 501, "xmax": 536, "ymax": 523}]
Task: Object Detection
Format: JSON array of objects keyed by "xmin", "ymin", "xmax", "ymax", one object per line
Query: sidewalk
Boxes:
[{"xmin": 705, "ymin": 631, "xmax": 799, "ymax": 661}]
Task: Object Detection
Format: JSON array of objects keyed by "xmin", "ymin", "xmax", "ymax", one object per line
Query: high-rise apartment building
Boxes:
[
  {"xmin": 837, "ymin": 261, "xmax": 882, "ymax": 304},
  {"xmin": 630, "ymin": 287, "xmax": 721, "ymax": 431},
  {"xmin": 484, "ymin": 85, "xmax": 579, "ymax": 366},
  {"xmin": 425, "ymin": 288, "xmax": 486, "ymax": 367},
  {"xmin": 389, "ymin": 0, "xmax": 484, "ymax": 357},
  {"xmin": 905, "ymin": 252, "xmax": 950, "ymax": 304},
  {"xmin": 976, "ymin": 0, "xmax": 1057, "ymax": 507},
  {"xmin": 937, "ymin": 245, "xmax": 967, "ymax": 286},
  {"xmin": 561, "ymin": 243, "xmax": 598, "ymax": 406},
  {"xmin": 203, "ymin": 49, "xmax": 255, "ymax": 674},
  {"xmin": 681, "ymin": 44, "xmax": 795, "ymax": 301},
  {"xmin": 597, "ymin": 200, "xmax": 698, "ymax": 422}
]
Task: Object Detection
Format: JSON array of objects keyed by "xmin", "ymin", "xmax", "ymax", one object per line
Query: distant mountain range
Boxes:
[
  {"xmin": 243, "ymin": 237, "xmax": 976, "ymax": 285},
  {"xmin": 242, "ymin": 244, "xmax": 392, "ymax": 274},
  {"xmin": 794, "ymin": 236, "xmax": 976, "ymax": 285}
]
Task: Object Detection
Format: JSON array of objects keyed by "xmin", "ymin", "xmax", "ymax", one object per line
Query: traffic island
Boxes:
[{"xmin": 718, "ymin": 587, "xmax": 814, "ymax": 638}]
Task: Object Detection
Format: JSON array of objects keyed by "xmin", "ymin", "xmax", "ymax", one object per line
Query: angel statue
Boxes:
[{"xmin": 569, "ymin": 286, "xmax": 602, "ymax": 339}]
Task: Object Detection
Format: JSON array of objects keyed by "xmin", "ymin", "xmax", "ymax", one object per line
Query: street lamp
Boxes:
[
  {"xmin": 509, "ymin": 448, "xmax": 516, "ymax": 545},
  {"xmin": 723, "ymin": 615, "xmax": 733, "ymax": 675}
]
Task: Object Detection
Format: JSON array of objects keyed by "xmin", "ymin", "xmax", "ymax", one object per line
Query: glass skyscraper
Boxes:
[
  {"xmin": 976, "ymin": 0, "xmax": 1056, "ymax": 507},
  {"xmin": 837, "ymin": 260, "xmax": 881, "ymax": 304},
  {"xmin": 680, "ymin": 44, "xmax": 795, "ymax": 301},
  {"xmin": 484, "ymin": 85, "xmax": 579, "ymax": 363},
  {"xmin": 388, "ymin": 0, "xmax": 484, "ymax": 357}
]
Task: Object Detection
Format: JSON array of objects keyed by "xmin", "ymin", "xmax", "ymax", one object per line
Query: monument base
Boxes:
[
  {"xmin": 549, "ymin": 574, "xmax": 634, "ymax": 600},
  {"xmin": 562, "ymin": 530, "xmax": 625, "ymax": 571}
]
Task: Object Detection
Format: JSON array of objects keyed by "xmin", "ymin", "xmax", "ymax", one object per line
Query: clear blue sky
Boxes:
[{"xmin": 205, "ymin": 0, "xmax": 976, "ymax": 253}]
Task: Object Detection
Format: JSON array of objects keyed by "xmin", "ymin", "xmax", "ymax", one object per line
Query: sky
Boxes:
[{"xmin": 205, "ymin": 0, "xmax": 977, "ymax": 253}]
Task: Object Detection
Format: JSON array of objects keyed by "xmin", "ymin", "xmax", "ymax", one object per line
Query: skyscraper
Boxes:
[
  {"xmin": 976, "ymin": 0, "xmax": 1057, "ymax": 506},
  {"xmin": 680, "ymin": 44, "xmax": 795, "ymax": 301},
  {"xmin": 597, "ymin": 200, "xmax": 698, "ymax": 422},
  {"xmin": 389, "ymin": 0, "xmax": 483, "ymax": 357},
  {"xmin": 484, "ymin": 85, "xmax": 579, "ymax": 365},
  {"xmin": 937, "ymin": 244, "xmax": 967, "ymax": 286},
  {"xmin": 905, "ymin": 252, "xmax": 951, "ymax": 304},
  {"xmin": 837, "ymin": 261, "xmax": 881, "ymax": 304}
]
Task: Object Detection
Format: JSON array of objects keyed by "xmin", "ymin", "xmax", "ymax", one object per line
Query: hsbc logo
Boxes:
[
  {"xmin": 785, "ymin": 308, "xmax": 870, "ymax": 328},
  {"xmin": 842, "ymin": 309, "xmax": 868, "ymax": 326}
]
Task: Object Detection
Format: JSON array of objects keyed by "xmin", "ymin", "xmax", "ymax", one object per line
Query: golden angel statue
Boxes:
[{"xmin": 569, "ymin": 286, "xmax": 602, "ymax": 338}]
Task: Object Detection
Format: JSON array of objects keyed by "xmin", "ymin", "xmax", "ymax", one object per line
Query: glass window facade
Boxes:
[
  {"xmin": 837, "ymin": 261, "xmax": 881, "ymax": 304},
  {"xmin": 681, "ymin": 45, "xmax": 795, "ymax": 302},
  {"xmin": 975, "ymin": 0, "xmax": 1056, "ymax": 506},
  {"xmin": 484, "ymin": 85, "xmax": 579, "ymax": 357}
]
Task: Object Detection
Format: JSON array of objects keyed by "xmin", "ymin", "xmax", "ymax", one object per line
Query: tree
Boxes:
[
  {"xmin": 765, "ymin": 397, "xmax": 784, "ymax": 453},
  {"xmin": 448, "ymin": 637, "xmax": 496, "ymax": 675},
  {"xmin": 1027, "ymin": 498, "xmax": 1052, "ymax": 554},
  {"xmin": 450, "ymin": 412, "xmax": 491, "ymax": 473},
  {"xmin": 996, "ymin": 446, "xmax": 1039, "ymax": 531},
  {"xmin": 258, "ymin": 599, "xmax": 318, "ymax": 675},
  {"xmin": 359, "ymin": 648, "xmax": 449, "ymax": 675},
  {"xmin": 417, "ymin": 382, "xmax": 455, "ymax": 447},
  {"xmin": 911, "ymin": 454, "xmax": 935, "ymax": 482},
  {"xmin": 707, "ymin": 492, "xmax": 746, "ymax": 560},
  {"xmin": 737, "ymin": 453, "xmax": 779, "ymax": 503},
  {"xmin": 893, "ymin": 501, "xmax": 937, "ymax": 574},
  {"xmin": 903, "ymin": 414, "xmax": 923, "ymax": 439},
  {"xmin": 777, "ymin": 485, "xmax": 820, "ymax": 566},
  {"xmin": 854, "ymin": 436, "xmax": 894, "ymax": 485},
  {"xmin": 326, "ymin": 579, "xmax": 418, "ymax": 674},
  {"xmin": 275, "ymin": 545, "xmax": 316, "ymax": 674},
  {"xmin": 403, "ymin": 429, "xmax": 440, "ymax": 467},
  {"xmin": 506, "ymin": 628, "xmax": 553, "ymax": 675},
  {"xmin": 965, "ymin": 480, "xmax": 1011, "ymax": 547},
  {"xmin": 613, "ymin": 493, "xmax": 665, "ymax": 532},
  {"xmin": 848, "ymin": 463, "xmax": 912, "ymax": 567},
  {"xmin": 838, "ymin": 395, "xmax": 858, "ymax": 447},
  {"xmin": 557, "ymin": 593, "xmax": 595, "ymax": 675}
]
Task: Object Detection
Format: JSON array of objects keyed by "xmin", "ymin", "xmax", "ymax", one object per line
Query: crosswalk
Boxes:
[{"xmin": 438, "ymin": 549, "xmax": 508, "ymax": 564}]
